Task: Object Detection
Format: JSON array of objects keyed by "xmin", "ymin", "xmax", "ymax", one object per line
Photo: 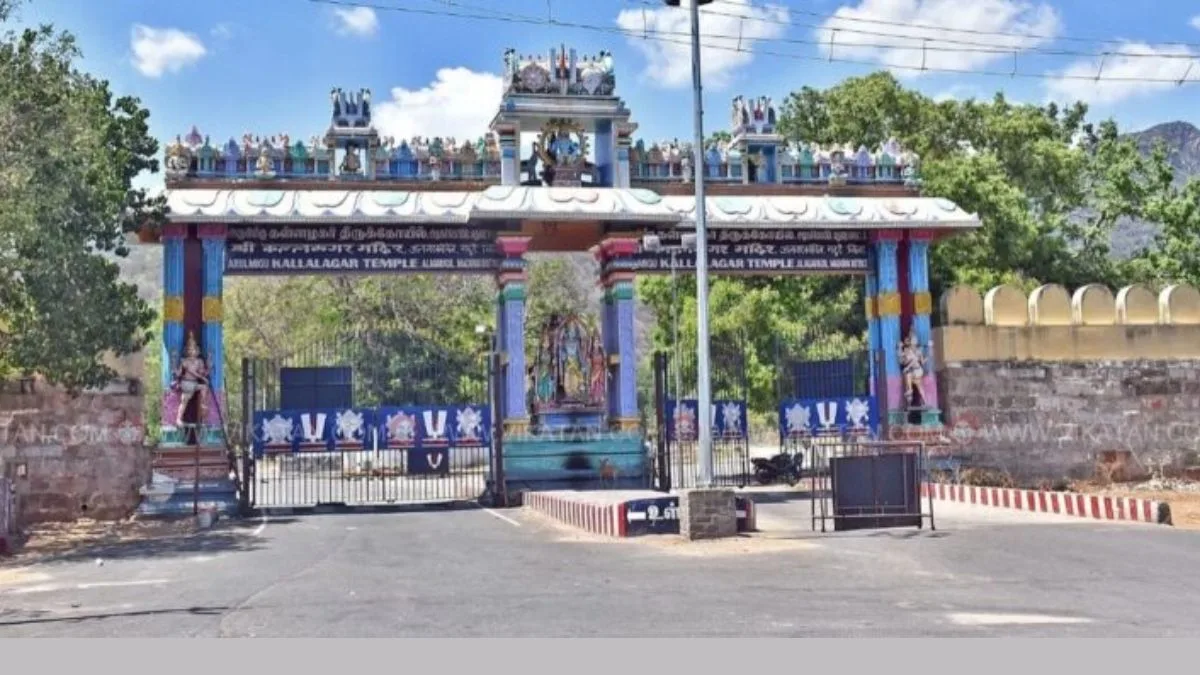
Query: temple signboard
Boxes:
[
  {"xmin": 630, "ymin": 229, "xmax": 870, "ymax": 273},
  {"xmin": 224, "ymin": 224, "xmax": 501, "ymax": 275}
]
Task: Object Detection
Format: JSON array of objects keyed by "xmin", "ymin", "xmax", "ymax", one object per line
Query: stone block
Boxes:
[{"xmin": 679, "ymin": 488, "xmax": 737, "ymax": 540}]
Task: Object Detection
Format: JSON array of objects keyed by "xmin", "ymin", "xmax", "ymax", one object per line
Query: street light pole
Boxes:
[{"xmin": 685, "ymin": 0, "xmax": 714, "ymax": 488}]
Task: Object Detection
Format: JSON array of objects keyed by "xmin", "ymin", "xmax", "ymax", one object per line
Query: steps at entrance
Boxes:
[{"xmin": 136, "ymin": 446, "xmax": 239, "ymax": 517}]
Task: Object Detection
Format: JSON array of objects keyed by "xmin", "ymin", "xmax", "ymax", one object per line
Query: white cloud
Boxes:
[
  {"xmin": 373, "ymin": 68, "xmax": 504, "ymax": 141},
  {"xmin": 615, "ymin": 0, "xmax": 789, "ymax": 89},
  {"xmin": 817, "ymin": 0, "xmax": 1061, "ymax": 74},
  {"xmin": 130, "ymin": 25, "xmax": 207, "ymax": 78},
  {"xmin": 933, "ymin": 84, "xmax": 982, "ymax": 102},
  {"xmin": 332, "ymin": 6, "xmax": 379, "ymax": 37},
  {"xmin": 1045, "ymin": 42, "xmax": 1197, "ymax": 105},
  {"xmin": 211, "ymin": 23, "xmax": 236, "ymax": 41},
  {"xmin": 1191, "ymin": 15, "xmax": 1200, "ymax": 31}
]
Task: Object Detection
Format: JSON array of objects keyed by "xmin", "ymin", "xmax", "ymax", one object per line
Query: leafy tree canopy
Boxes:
[{"xmin": 0, "ymin": 0, "xmax": 163, "ymax": 390}]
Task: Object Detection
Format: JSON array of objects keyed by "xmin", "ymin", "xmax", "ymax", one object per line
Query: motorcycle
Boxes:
[{"xmin": 752, "ymin": 451, "xmax": 804, "ymax": 486}]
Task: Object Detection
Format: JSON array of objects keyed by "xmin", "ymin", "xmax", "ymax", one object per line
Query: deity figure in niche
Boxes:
[
  {"xmin": 588, "ymin": 338, "xmax": 607, "ymax": 405},
  {"xmin": 172, "ymin": 331, "xmax": 209, "ymax": 426},
  {"xmin": 899, "ymin": 329, "xmax": 927, "ymax": 408},
  {"xmin": 531, "ymin": 313, "xmax": 606, "ymax": 412},
  {"xmin": 535, "ymin": 342, "xmax": 556, "ymax": 405},
  {"xmin": 559, "ymin": 319, "xmax": 586, "ymax": 400}
]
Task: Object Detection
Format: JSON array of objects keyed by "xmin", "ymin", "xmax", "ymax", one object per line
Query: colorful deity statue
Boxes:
[
  {"xmin": 531, "ymin": 313, "xmax": 606, "ymax": 412},
  {"xmin": 899, "ymin": 329, "xmax": 927, "ymax": 408},
  {"xmin": 172, "ymin": 331, "xmax": 209, "ymax": 426}
]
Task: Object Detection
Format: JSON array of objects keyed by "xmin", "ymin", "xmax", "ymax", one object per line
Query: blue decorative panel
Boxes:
[
  {"xmin": 778, "ymin": 397, "xmax": 877, "ymax": 437},
  {"xmin": 407, "ymin": 448, "xmax": 451, "ymax": 476},
  {"xmin": 666, "ymin": 399, "xmax": 748, "ymax": 441},
  {"xmin": 226, "ymin": 224, "xmax": 501, "ymax": 275},
  {"xmin": 631, "ymin": 229, "xmax": 869, "ymax": 274},
  {"xmin": 253, "ymin": 404, "xmax": 487, "ymax": 457}
]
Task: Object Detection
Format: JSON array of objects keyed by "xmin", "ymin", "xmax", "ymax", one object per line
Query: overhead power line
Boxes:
[
  {"xmin": 668, "ymin": 0, "xmax": 1200, "ymax": 60},
  {"xmin": 708, "ymin": 0, "xmax": 1200, "ymax": 51},
  {"xmin": 307, "ymin": 0, "xmax": 1200, "ymax": 86}
]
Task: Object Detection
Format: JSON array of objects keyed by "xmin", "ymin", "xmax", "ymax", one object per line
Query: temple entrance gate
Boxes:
[
  {"xmin": 141, "ymin": 43, "xmax": 981, "ymax": 519},
  {"xmin": 239, "ymin": 331, "xmax": 495, "ymax": 508}
]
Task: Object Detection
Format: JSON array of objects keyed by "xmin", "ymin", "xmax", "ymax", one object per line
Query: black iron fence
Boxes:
[
  {"xmin": 237, "ymin": 330, "xmax": 493, "ymax": 509},
  {"xmin": 249, "ymin": 445, "xmax": 491, "ymax": 508},
  {"xmin": 652, "ymin": 338, "xmax": 751, "ymax": 492}
]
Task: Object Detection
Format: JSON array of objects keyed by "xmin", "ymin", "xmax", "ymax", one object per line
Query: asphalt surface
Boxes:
[{"xmin": 2, "ymin": 493, "xmax": 1199, "ymax": 637}]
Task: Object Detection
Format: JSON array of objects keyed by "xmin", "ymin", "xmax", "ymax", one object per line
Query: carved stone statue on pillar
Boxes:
[
  {"xmin": 172, "ymin": 331, "xmax": 210, "ymax": 427},
  {"xmin": 899, "ymin": 329, "xmax": 927, "ymax": 409}
]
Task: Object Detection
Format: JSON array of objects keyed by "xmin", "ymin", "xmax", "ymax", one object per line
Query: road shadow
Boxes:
[
  {"xmin": 3, "ymin": 517, "xmax": 298, "ymax": 566},
  {"xmin": 737, "ymin": 488, "xmax": 826, "ymax": 504}
]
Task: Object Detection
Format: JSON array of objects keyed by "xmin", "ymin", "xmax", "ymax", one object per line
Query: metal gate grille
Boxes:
[
  {"xmin": 240, "ymin": 333, "xmax": 493, "ymax": 508},
  {"xmin": 652, "ymin": 334, "xmax": 750, "ymax": 491}
]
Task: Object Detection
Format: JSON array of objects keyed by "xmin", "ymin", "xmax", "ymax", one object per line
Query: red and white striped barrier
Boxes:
[
  {"xmin": 524, "ymin": 491, "xmax": 628, "ymax": 537},
  {"xmin": 922, "ymin": 482, "xmax": 1171, "ymax": 525}
]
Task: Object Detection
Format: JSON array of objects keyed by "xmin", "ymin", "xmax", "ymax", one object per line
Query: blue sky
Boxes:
[{"xmin": 17, "ymin": 0, "xmax": 1200, "ymax": 192}]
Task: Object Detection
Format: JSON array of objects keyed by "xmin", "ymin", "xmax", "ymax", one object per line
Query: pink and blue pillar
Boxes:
[
  {"xmin": 597, "ymin": 238, "xmax": 640, "ymax": 431},
  {"xmin": 865, "ymin": 248, "xmax": 880, "ymax": 401},
  {"xmin": 871, "ymin": 231, "xmax": 905, "ymax": 426},
  {"xmin": 160, "ymin": 224, "xmax": 187, "ymax": 443},
  {"xmin": 905, "ymin": 230, "xmax": 939, "ymax": 424},
  {"xmin": 496, "ymin": 237, "xmax": 531, "ymax": 435},
  {"xmin": 199, "ymin": 224, "xmax": 227, "ymax": 444}
]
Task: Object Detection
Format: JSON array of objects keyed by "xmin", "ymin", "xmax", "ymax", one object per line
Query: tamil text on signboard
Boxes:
[
  {"xmin": 630, "ymin": 229, "xmax": 869, "ymax": 273},
  {"xmin": 225, "ymin": 224, "xmax": 501, "ymax": 275}
]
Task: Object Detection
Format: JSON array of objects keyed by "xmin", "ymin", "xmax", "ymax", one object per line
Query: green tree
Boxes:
[
  {"xmin": 0, "ymin": 0, "xmax": 163, "ymax": 389},
  {"xmin": 777, "ymin": 72, "xmax": 1173, "ymax": 295}
]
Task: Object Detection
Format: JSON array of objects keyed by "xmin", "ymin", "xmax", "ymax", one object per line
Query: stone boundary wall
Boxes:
[
  {"xmin": 934, "ymin": 283, "xmax": 1200, "ymax": 482},
  {"xmin": 0, "ymin": 364, "xmax": 148, "ymax": 524}
]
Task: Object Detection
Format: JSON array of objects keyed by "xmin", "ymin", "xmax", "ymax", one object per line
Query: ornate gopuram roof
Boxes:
[{"xmin": 156, "ymin": 46, "xmax": 981, "ymax": 239}]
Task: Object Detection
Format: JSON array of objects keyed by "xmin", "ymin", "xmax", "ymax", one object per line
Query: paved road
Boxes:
[{"xmin": 2, "ymin": 495, "xmax": 1198, "ymax": 637}]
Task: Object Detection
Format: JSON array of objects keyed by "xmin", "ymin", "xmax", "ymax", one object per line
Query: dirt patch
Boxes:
[
  {"xmin": 7, "ymin": 517, "xmax": 201, "ymax": 561},
  {"xmin": 1072, "ymin": 481, "xmax": 1200, "ymax": 530}
]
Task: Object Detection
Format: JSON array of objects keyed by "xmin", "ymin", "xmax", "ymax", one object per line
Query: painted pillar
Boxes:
[
  {"xmin": 200, "ymin": 224, "xmax": 227, "ymax": 444},
  {"xmin": 873, "ymin": 230, "xmax": 905, "ymax": 425},
  {"xmin": 160, "ymin": 223, "xmax": 187, "ymax": 442},
  {"xmin": 865, "ymin": 248, "xmax": 879, "ymax": 400},
  {"xmin": 614, "ymin": 122, "xmax": 637, "ymax": 189},
  {"xmin": 598, "ymin": 238, "xmax": 640, "ymax": 431},
  {"xmin": 907, "ymin": 230, "xmax": 940, "ymax": 423},
  {"xmin": 496, "ymin": 236, "xmax": 531, "ymax": 435},
  {"xmin": 494, "ymin": 123, "xmax": 519, "ymax": 186},
  {"xmin": 594, "ymin": 119, "xmax": 613, "ymax": 187}
]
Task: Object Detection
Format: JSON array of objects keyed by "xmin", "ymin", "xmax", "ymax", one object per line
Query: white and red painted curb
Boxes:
[
  {"xmin": 524, "ymin": 492, "xmax": 627, "ymax": 537},
  {"xmin": 922, "ymin": 482, "xmax": 1171, "ymax": 525}
]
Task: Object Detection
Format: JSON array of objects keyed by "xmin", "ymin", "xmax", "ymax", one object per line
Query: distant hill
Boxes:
[
  {"xmin": 1130, "ymin": 121, "xmax": 1200, "ymax": 181},
  {"xmin": 1112, "ymin": 121, "xmax": 1200, "ymax": 258}
]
